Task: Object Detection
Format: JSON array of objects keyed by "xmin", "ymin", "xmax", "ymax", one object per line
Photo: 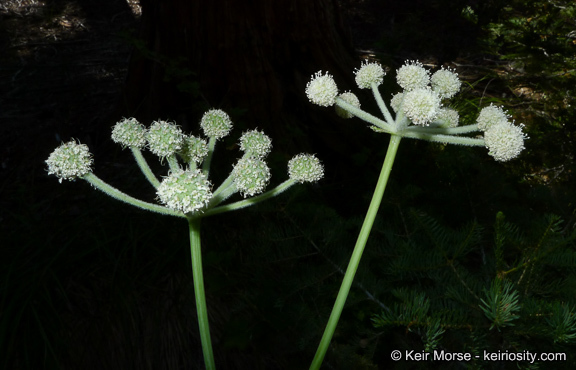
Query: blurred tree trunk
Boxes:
[{"xmin": 121, "ymin": 0, "xmax": 359, "ymax": 154}]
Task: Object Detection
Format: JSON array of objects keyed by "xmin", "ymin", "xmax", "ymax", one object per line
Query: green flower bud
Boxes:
[
  {"xmin": 146, "ymin": 120, "xmax": 184, "ymax": 158},
  {"xmin": 288, "ymin": 154, "xmax": 324, "ymax": 183},
  {"xmin": 179, "ymin": 135, "xmax": 209, "ymax": 163},
  {"xmin": 200, "ymin": 109, "xmax": 233, "ymax": 139},
  {"xmin": 111, "ymin": 117, "xmax": 147, "ymax": 149},
  {"xmin": 232, "ymin": 157, "xmax": 271, "ymax": 197},
  {"xmin": 156, "ymin": 169, "xmax": 212, "ymax": 213},
  {"xmin": 46, "ymin": 140, "xmax": 93, "ymax": 183},
  {"xmin": 239, "ymin": 129, "xmax": 272, "ymax": 159}
]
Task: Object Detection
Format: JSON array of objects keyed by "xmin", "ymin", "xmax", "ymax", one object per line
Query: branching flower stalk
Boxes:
[
  {"xmin": 46, "ymin": 114, "xmax": 324, "ymax": 370},
  {"xmin": 305, "ymin": 60, "xmax": 528, "ymax": 369}
]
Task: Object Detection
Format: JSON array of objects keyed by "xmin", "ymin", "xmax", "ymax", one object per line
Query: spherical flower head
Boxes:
[
  {"xmin": 354, "ymin": 61, "xmax": 385, "ymax": 89},
  {"xmin": 390, "ymin": 92, "xmax": 404, "ymax": 113},
  {"xmin": 179, "ymin": 135, "xmax": 209, "ymax": 163},
  {"xmin": 146, "ymin": 120, "xmax": 184, "ymax": 158},
  {"xmin": 232, "ymin": 157, "xmax": 271, "ymax": 197},
  {"xmin": 401, "ymin": 87, "xmax": 441, "ymax": 126},
  {"xmin": 335, "ymin": 92, "xmax": 361, "ymax": 119},
  {"xmin": 46, "ymin": 140, "xmax": 93, "ymax": 183},
  {"xmin": 484, "ymin": 121, "xmax": 527, "ymax": 162},
  {"xmin": 200, "ymin": 109, "xmax": 233, "ymax": 139},
  {"xmin": 396, "ymin": 60, "xmax": 430, "ymax": 91},
  {"xmin": 305, "ymin": 71, "xmax": 338, "ymax": 107},
  {"xmin": 156, "ymin": 169, "xmax": 212, "ymax": 213},
  {"xmin": 288, "ymin": 154, "xmax": 324, "ymax": 183},
  {"xmin": 239, "ymin": 129, "xmax": 272, "ymax": 159},
  {"xmin": 476, "ymin": 104, "xmax": 510, "ymax": 131},
  {"xmin": 431, "ymin": 67, "xmax": 461, "ymax": 99},
  {"xmin": 435, "ymin": 108, "xmax": 460, "ymax": 128},
  {"xmin": 111, "ymin": 117, "xmax": 147, "ymax": 149}
]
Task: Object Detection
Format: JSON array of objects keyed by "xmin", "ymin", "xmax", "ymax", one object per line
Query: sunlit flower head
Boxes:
[
  {"xmin": 401, "ymin": 87, "xmax": 441, "ymax": 126},
  {"xmin": 335, "ymin": 92, "xmax": 361, "ymax": 118},
  {"xmin": 305, "ymin": 71, "xmax": 339, "ymax": 107},
  {"xmin": 46, "ymin": 140, "xmax": 93, "ymax": 183},
  {"xmin": 431, "ymin": 67, "xmax": 461, "ymax": 99},
  {"xmin": 435, "ymin": 107, "xmax": 460, "ymax": 128},
  {"xmin": 200, "ymin": 109, "xmax": 233, "ymax": 139},
  {"xmin": 239, "ymin": 129, "xmax": 272, "ymax": 159},
  {"xmin": 354, "ymin": 61, "xmax": 386, "ymax": 89},
  {"xmin": 396, "ymin": 60, "xmax": 430, "ymax": 91},
  {"xmin": 476, "ymin": 104, "xmax": 510, "ymax": 131},
  {"xmin": 111, "ymin": 117, "xmax": 147, "ymax": 149},
  {"xmin": 179, "ymin": 135, "xmax": 209, "ymax": 164},
  {"xmin": 484, "ymin": 121, "xmax": 527, "ymax": 162},
  {"xmin": 156, "ymin": 169, "xmax": 212, "ymax": 213},
  {"xmin": 288, "ymin": 154, "xmax": 324, "ymax": 183},
  {"xmin": 232, "ymin": 157, "xmax": 271, "ymax": 197},
  {"xmin": 146, "ymin": 120, "xmax": 184, "ymax": 158}
]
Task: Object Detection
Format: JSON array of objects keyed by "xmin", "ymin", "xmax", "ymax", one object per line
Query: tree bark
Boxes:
[{"xmin": 121, "ymin": 0, "xmax": 358, "ymax": 154}]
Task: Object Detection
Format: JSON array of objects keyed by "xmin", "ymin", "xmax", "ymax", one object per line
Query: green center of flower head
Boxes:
[
  {"xmin": 156, "ymin": 169, "xmax": 212, "ymax": 214},
  {"xmin": 46, "ymin": 140, "xmax": 93, "ymax": 183}
]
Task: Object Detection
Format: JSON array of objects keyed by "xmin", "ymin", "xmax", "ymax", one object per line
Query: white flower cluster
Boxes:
[
  {"xmin": 288, "ymin": 154, "xmax": 324, "ymax": 183},
  {"xmin": 46, "ymin": 140, "xmax": 94, "ymax": 183},
  {"xmin": 147, "ymin": 120, "xmax": 185, "ymax": 158},
  {"xmin": 394, "ymin": 61, "xmax": 462, "ymax": 126},
  {"xmin": 156, "ymin": 169, "xmax": 212, "ymax": 213},
  {"xmin": 180, "ymin": 135, "xmax": 209, "ymax": 164},
  {"xmin": 239, "ymin": 130, "xmax": 272, "ymax": 159},
  {"xmin": 200, "ymin": 109, "xmax": 233, "ymax": 139},
  {"xmin": 354, "ymin": 61, "xmax": 386, "ymax": 89},
  {"xmin": 396, "ymin": 60, "xmax": 430, "ymax": 91},
  {"xmin": 477, "ymin": 105, "xmax": 527, "ymax": 162},
  {"xmin": 335, "ymin": 92, "xmax": 361, "ymax": 119},
  {"xmin": 305, "ymin": 71, "xmax": 339, "ymax": 107},
  {"xmin": 111, "ymin": 117, "xmax": 147, "ymax": 149},
  {"xmin": 232, "ymin": 157, "xmax": 272, "ymax": 197}
]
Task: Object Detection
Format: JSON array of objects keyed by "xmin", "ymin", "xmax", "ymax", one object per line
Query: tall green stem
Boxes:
[
  {"xmin": 188, "ymin": 217, "xmax": 216, "ymax": 370},
  {"xmin": 309, "ymin": 135, "xmax": 402, "ymax": 370}
]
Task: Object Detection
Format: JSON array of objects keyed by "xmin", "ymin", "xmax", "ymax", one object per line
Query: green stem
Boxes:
[
  {"xmin": 82, "ymin": 173, "xmax": 185, "ymax": 218},
  {"xmin": 188, "ymin": 217, "xmax": 216, "ymax": 370},
  {"xmin": 403, "ymin": 123, "xmax": 480, "ymax": 135},
  {"xmin": 130, "ymin": 147, "xmax": 160, "ymax": 188},
  {"xmin": 335, "ymin": 98, "xmax": 395, "ymax": 133},
  {"xmin": 167, "ymin": 154, "xmax": 180, "ymax": 172},
  {"xmin": 203, "ymin": 179, "xmax": 296, "ymax": 218},
  {"xmin": 202, "ymin": 137, "xmax": 217, "ymax": 176},
  {"xmin": 371, "ymin": 82, "xmax": 395, "ymax": 126},
  {"xmin": 309, "ymin": 135, "xmax": 402, "ymax": 370},
  {"xmin": 399, "ymin": 131, "xmax": 485, "ymax": 147}
]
